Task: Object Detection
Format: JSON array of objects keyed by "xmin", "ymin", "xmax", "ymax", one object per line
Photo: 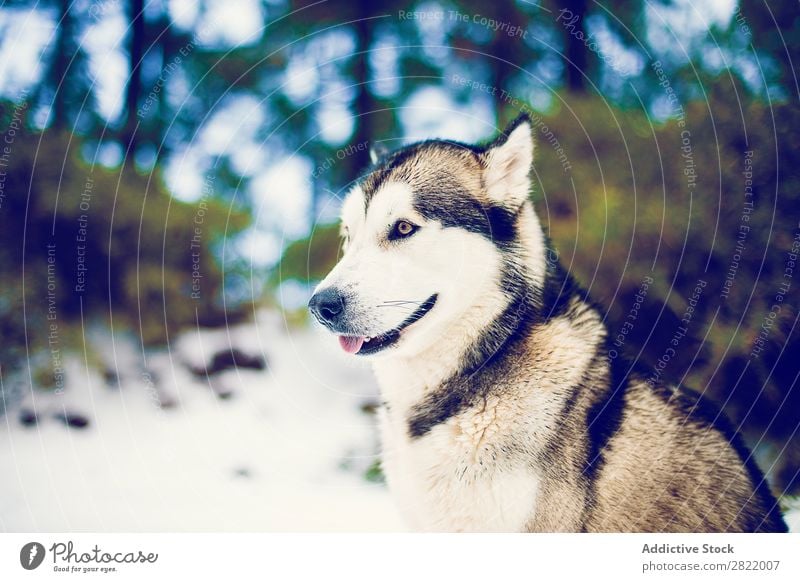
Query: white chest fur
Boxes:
[
  {"xmin": 371, "ymin": 308, "xmax": 601, "ymax": 532},
  {"xmin": 377, "ymin": 396, "xmax": 540, "ymax": 532}
]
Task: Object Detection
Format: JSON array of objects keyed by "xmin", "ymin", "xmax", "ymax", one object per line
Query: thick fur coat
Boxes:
[{"xmin": 309, "ymin": 116, "xmax": 788, "ymax": 532}]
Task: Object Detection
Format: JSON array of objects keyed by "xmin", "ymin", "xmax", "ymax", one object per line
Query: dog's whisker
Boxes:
[{"xmin": 376, "ymin": 305, "xmax": 417, "ymax": 311}]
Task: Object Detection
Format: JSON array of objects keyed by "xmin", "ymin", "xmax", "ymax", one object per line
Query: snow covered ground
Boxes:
[
  {"xmin": 0, "ymin": 311, "xmax": 404, "ymax": 531},
  {"xmin": 0, "ymin": 309, "xmax": 797, "ymax": 532}
]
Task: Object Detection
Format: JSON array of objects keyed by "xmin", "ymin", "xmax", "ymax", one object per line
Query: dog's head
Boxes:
[{"xmin": 309, "ymin": 115, "xmax": 544, "ymax": 358}]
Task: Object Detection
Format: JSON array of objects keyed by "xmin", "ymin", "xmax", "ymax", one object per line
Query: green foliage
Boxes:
[
  {"xmin": 270, "ymin": 222, "xmax": 341, "ymax": 287},
  {"xmin": 0, "ymin": 118, "xmax": 250, "ymax": 378},
  {"xmin": 364, "ymin": 459, "xmax": 386, "ymax": 484},
  {"xmin": 533, "ymin": 82, "xmax": 800, "ymax": 403}
]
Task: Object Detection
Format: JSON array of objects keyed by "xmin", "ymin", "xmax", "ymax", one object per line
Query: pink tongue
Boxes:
[{"xmin": 338, "ymin": 336, "xmax": 365, "ymax": 354}]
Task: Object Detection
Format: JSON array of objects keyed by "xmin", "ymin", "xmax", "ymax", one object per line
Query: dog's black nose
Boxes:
[{"xmin": 308, "ymin": 288, "xmax": 346, "ymax": 327}]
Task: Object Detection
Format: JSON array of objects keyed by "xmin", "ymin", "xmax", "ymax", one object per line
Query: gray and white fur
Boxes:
[{"xmin": 308, "ymin": 115, "xmax": 788, "ymax": 532}]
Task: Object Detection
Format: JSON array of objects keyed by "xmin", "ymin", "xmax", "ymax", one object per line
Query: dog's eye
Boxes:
[{"xmin": 390, "ymin": 220, "xmax": 418, "ymax": 240}]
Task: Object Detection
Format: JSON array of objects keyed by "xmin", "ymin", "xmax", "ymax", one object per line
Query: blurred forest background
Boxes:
[{"xmin": 0, "ymin": 0, "xmax": 799, "ymax": 500}]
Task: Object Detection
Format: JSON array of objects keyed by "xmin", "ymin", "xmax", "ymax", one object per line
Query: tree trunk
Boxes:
[
  {"xmin": 50, "ymin": 0, "xmax": 73, "ymax": 129},
  {"xmin": 123, "ymin": 0, "xmax": 146, "ymax": 152},
  {"xmin": 310, "ymin": 4, "xmax": 377, "ymax": 224},
  {"xmin": 560, "ymin": 0, "xmax": 590, "ymax": 92},
  {"xmin": 352, "ymin": 12, "xmax": 377, "ymax": 173},
  {"xmin": 487, "ymin": 2, "xmax": 524, "ymax": 121}
]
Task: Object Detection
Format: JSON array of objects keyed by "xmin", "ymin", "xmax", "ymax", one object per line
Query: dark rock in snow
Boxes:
[
  {"xmin": 233, "ymin": 467, "xmax": 252, "ymax": 478},
  {"xmin": 103, "ymin": 368, "xmax": 119, "ymax": 388},
  {"xmin": 360, "ymin": 400, "xmax": 380, "ymax": 415},
  {"xmin": 158, "ymin": 396, "xmax": 177, "ymax": 409},
  {"xmin": 19, "ymin": 409, "xmax": 38, "ymax": 427},
  {"xmin": 54, "ymin": 411, "xmax": 90, "ymax": 429},
  {"xmin": 190, "ymin": 348, "xmax": 266, "ymax": 378}
]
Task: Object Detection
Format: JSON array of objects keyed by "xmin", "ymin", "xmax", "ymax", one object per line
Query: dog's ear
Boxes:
[
  {"xmin": 481, "ymin": 114, "xmax": 534, "ymax": 207},
  {"xmin": 369, "ymin": 142, "xmax": 390, "ymax": 164}
]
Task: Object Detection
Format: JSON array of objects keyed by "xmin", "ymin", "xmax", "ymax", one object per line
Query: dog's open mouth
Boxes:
[{"xmin": 339, "ymin": 294, "xmax": 438, "ymax": 355}]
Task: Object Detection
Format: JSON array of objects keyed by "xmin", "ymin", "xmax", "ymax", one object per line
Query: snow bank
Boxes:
[{"xmin": 0, "ymin": 311, "xmax": 404, "ymax": 531}]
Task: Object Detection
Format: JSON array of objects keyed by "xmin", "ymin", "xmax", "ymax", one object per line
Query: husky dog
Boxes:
[{"xmin": 308, "ymin": 115, "xmax": 788, "ymax": 532}]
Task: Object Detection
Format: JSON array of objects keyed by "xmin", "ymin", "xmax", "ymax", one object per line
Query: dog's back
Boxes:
[{"xmin": 582, "ymin": 376, "xmax": 787, "ymax": 532}]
